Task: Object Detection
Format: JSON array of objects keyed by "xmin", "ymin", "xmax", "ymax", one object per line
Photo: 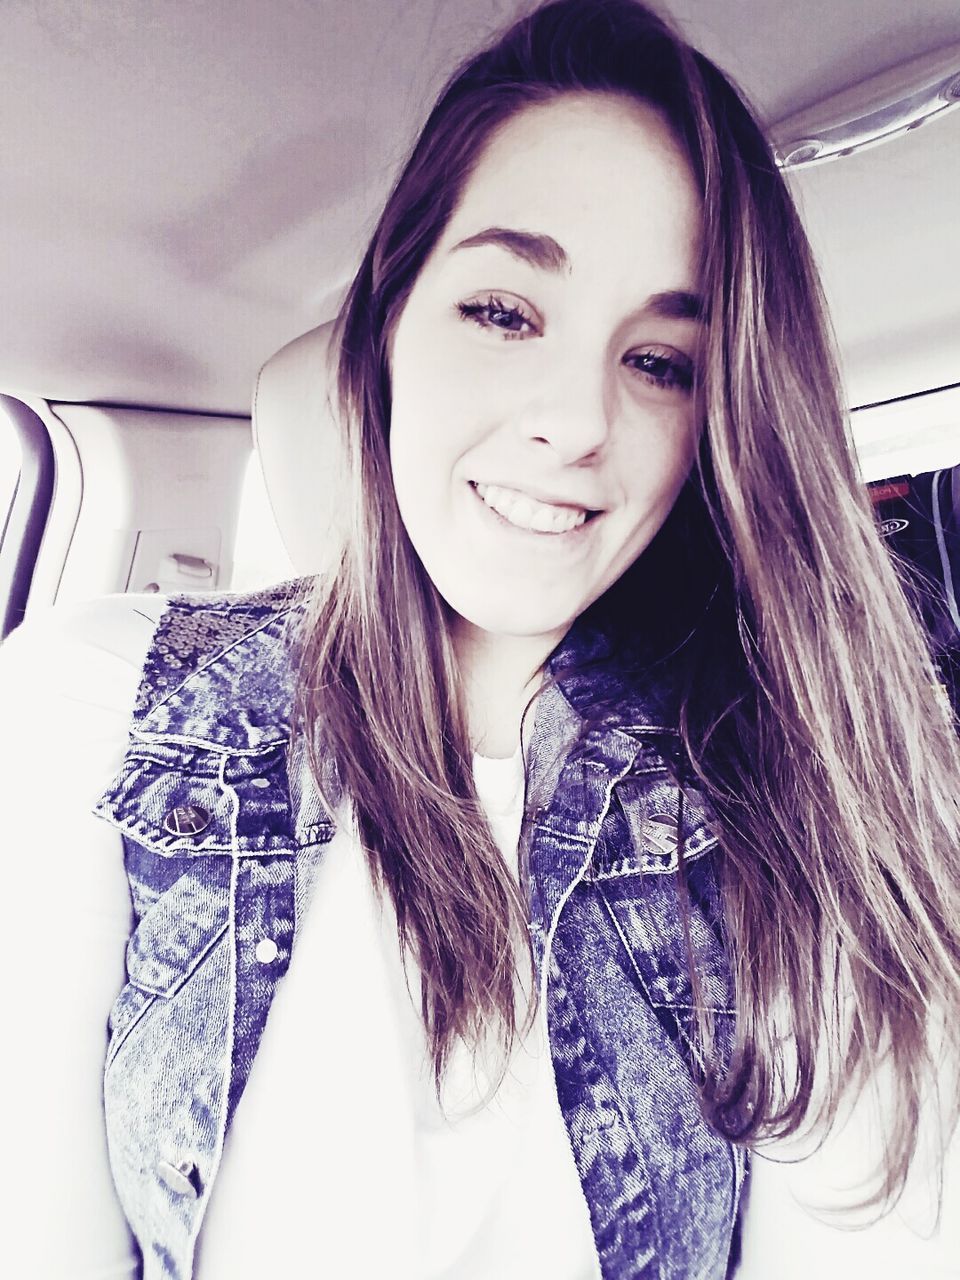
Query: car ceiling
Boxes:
[{"xmin": 1, "ymin": 0, "xmax": 958, "ymax": 416}]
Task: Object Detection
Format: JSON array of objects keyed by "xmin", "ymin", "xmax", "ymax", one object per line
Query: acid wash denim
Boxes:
[{"xmin": 92, "ymin": 577, "xmax": 749, "ymax": 1280}]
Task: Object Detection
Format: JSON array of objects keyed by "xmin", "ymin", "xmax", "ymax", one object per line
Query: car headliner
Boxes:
[{"xmin": 1, "ymin": 0, "xmax": 958, "ymax": 415}]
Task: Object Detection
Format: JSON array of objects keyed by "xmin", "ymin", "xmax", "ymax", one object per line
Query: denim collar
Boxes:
[
  {"xmin": 132, "ymin": 580, "xmax": 682, "ymax": 759},
  {"xmin": 547, "ymin": 612, "xmax": 684, "ymax": 741},
  {"xmin": 132, "ymin": 581, "xmax": 310, "ymax": 753}
]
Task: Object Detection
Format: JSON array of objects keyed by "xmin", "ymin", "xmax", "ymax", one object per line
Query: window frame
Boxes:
[{"xmin": 0, "ymin": 396, "xmax": 55, "ymax": 641}]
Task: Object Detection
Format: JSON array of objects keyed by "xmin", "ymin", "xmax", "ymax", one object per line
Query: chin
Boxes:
[{"xmin": 451, "ymin": 596, "xmax": 578, "ymax": 643}]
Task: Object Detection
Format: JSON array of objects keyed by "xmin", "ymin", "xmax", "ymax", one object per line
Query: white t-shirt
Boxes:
[
  {"xmin": 734, "ymin": 1028, "xmax": 960, "ymax": 1278},
  {"xmin": 2, "ymin": 593, "xmax": 958, "ymax": 1278}
]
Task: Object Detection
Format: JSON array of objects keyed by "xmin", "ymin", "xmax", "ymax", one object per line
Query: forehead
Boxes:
[{"xmin": 439, "ymin": 92, "xmax": 701, "ymax": 284}]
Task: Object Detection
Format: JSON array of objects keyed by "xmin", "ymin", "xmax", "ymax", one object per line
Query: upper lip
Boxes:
[{"xmin": 472, "ymin": 480, "xmax": 603, "ymax": 513}]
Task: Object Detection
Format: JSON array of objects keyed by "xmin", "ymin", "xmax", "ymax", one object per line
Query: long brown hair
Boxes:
[{"xmin": 291, "ymin": 0, "xmax": 960, "ymax": 1207}]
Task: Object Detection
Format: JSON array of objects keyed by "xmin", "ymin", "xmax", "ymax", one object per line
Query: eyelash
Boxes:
[
  {"xmin": 457, "ymin": 295, "xmax": 535, "ymax": 340},
  {"xmin": 456, "ymin": 295, "xmax": 694, "ymax": 394}
]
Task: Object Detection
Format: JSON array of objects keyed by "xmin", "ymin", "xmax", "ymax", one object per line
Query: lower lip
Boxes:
[{"xmin": 468, "ymin": 482, "xmax": 600, "ymax": 546}]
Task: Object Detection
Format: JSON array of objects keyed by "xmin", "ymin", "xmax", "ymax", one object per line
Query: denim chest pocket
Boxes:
[
  {"xmin": 105, "ymin": 855, "xmax": 231, "ymax": 1069},
  {"xmin": 94, "ymin": 742, "xmax": 301, "ymax": 858},
  {"xmin": 589, "ymin": 764, "xmax": 735, "ymax": 1016},
  {"xmin": 96, "ymin": 745, "xmax": 250, "ymax": 1069},
  {"xmin": 96, "ymin": 740, "xmax": 326, "ymax": 1070},
  {"xmin": 591, "ymin": 749, "xmax": 719, "ymax": 877}
]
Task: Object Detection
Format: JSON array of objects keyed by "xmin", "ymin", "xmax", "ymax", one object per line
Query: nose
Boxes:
[{"xmin": 516, "ymin": 355, "xmax": 613, "ymax": 464}]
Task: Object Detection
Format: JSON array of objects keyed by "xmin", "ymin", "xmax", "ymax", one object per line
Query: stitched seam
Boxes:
[
  {"xmin": 186, "ymin": 753, "xmax": 241, "ymax": 1257},
  {"xmin": 142, "ymin": 592, "xmax": 309, "ymax": 717}
]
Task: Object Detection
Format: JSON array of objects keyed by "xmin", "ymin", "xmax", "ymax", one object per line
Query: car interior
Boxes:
[{"xmin": 0, "ymin": 0, "xmax": 958, "ymax": 677}]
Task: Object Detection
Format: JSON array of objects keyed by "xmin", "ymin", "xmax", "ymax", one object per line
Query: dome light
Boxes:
[{"xmin": 771, "ymin": 42, "xmax": 960, "ymax": 169}]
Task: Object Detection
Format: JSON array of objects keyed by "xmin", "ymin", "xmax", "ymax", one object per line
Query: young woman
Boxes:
[{"xmin": 5, "ymin": 1, "xmax": 960, "ymax": 1277}]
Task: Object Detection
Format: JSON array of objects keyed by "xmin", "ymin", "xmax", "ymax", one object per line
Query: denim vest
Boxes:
[{"xmin": 93, "ymin": 578, "xmax": 748, "ymax": 1279}]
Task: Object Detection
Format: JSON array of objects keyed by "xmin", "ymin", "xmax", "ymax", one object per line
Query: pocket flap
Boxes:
[{"xmin": 93, "ymin": 742, "xmax": 309, "ymax": 857}]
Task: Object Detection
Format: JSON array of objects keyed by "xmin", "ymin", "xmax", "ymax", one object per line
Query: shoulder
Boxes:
[
  {"xmin": 0, "ymin": 592, "xmax": 168, "ymax": 720},
  {"xmin": 0, "ymin": 575, "xmax": 316, "ymax": 739},
  {"xmin": 0, "ymin": 594, "xmax": 169, "ymax": 817},
  {"xmin": 133, "ymin": 575, "xmax": 315, "ymax": 720},
  {"xmin": 49, "ymin": 575, "xmax": 319, "ymax": 751}
]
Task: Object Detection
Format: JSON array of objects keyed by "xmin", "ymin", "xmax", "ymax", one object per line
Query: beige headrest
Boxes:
[{"xmin": 252, "ymin": 322, "xmax": 343, "ymax": 576}]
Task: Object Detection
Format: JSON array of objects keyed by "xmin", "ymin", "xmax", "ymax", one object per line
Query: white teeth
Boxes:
[{"xmin": 474, "ymin": 482, "xmax": 588, "ymax": 533}]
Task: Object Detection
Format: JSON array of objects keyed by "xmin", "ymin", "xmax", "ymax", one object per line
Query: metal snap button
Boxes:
[
  {"xmin": 162, "ymin": 804, "xmax": 211, "ymax": 836},
  {"xmin": 157, "ymin": 1158, "xmax": 201, "ymax": 1198},
  {"xmin": 255, "ymin": 938, "xmax": 279, "ymax": 964},
  {"xmin": 641, "ymin": 813, "xmax": 678, "ymax": 857}
]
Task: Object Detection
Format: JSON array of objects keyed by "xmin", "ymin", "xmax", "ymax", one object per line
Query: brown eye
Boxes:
[
  {"xmin": 624, "ymin": 349, "xmax": 694, "ymax": 393},
  {"xmin": 457, "ymin": 295, "xmax": 536, "ymax": 338}
]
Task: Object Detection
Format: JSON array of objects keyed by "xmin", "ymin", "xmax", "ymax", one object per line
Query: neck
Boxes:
[{"xmin": 453, "ymin": 620, "xmax": 557, "ymax": 759}]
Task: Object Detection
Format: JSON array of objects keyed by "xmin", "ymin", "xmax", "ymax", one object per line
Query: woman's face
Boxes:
[{"xmin": 389, "ymin": 92, "xmax": 703, "ymax": 656}]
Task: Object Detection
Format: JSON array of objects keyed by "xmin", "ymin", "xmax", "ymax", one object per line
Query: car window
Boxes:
[
  {"xmin": 0, "ymin": 401, "xmax": 21, "ymax": 540},
  {"xmin": 853, "ymin": 385, "xmax": 960, "ymax": 483}
]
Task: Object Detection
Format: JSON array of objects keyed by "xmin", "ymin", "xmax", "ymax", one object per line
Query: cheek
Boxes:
[
  {"xmin": 617, "ymin": 420, "xmax": 698, "ymax": 515},
  {"xmin": 389, "ymin": 346, "xmax": 441, "ymax": 504},
  {"xmin": 390, "ymin": 369, "xmax": 486, "ymax": 514},
  {"xmin": 388, "ymin": 393, "xmax": 469, "ymax": 559},
  {"xmin": 389, "ymin": 396, "xmax": 461, "ymax": 505},
  {"xmin": 389, "ymin": 415, "xmax": 435, "ymax": 539},
  {"xmin": 391, "ymin": 313, "xmax": 467, "ymax": 448}
]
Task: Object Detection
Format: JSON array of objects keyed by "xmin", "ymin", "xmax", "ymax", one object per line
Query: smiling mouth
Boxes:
[{"xmin": 470, "ymin": 481, "xmax": 602, "ymax": 534}]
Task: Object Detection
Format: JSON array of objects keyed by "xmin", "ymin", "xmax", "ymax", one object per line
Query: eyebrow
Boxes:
[
  {"xmin": 449, "ymin": 225, "xmax": 705, "ymax": 321},
  {"xmin": 452, "ymin": 226, "xmax": 570, "ymax": 273}
]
